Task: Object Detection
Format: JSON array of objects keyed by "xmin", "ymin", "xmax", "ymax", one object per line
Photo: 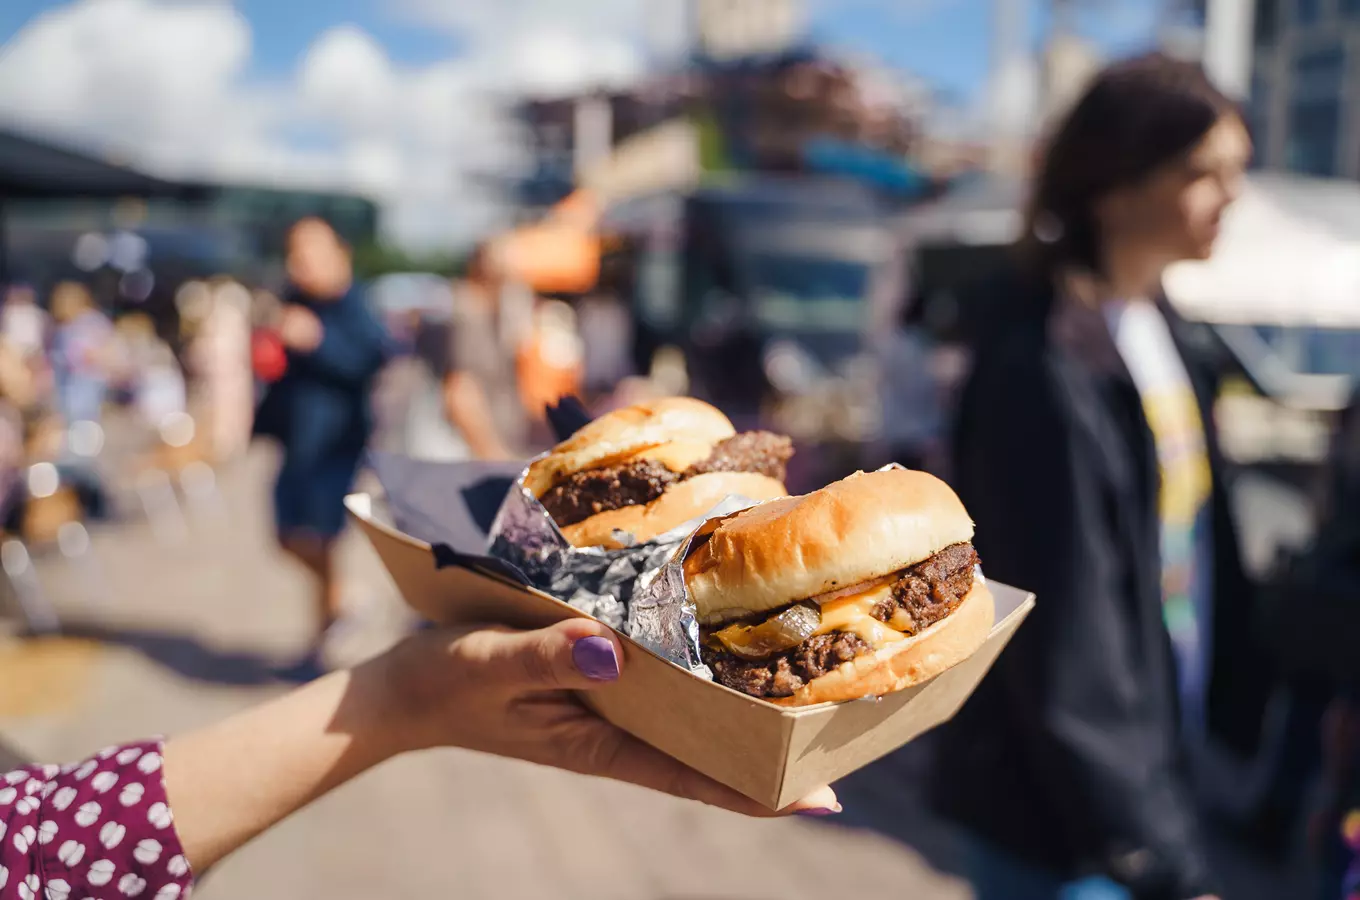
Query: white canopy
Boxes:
[{"xmin": 1164, "ymin": 174, "xmax": 1360, "ymax": 327}]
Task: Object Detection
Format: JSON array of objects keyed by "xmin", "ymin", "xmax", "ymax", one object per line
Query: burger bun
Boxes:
[
  {"xmin": 685, "ymin": 468, "xmax": 974, "ymax": 625},
  {"xmin": 525, "ymin": 397, "xmax": 736, "ymax": 498}
]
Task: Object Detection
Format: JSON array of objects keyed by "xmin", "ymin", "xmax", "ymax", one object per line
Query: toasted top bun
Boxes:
[
  {"xmin": 524, "ymin": 397, "xmax": 735, "ymax": 498},
  {"xmin": 561, "ymin": 472, "xmax": 788, "ymax": 549},
  {"xmin": 768, "ymin": 581, "xmax": 994, "ymax": 707},
  {"xmin": 685, "ymin": 468, "xmax": 974, "ymax": 625}
]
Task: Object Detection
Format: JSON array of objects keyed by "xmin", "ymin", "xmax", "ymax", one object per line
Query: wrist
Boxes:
[{"xmin": 337, "ymin": 657, "xmax": 418, "ymax": 765}]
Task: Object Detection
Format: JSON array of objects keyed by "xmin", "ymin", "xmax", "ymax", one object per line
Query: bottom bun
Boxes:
[
  {"xmin": 561, "ymin": 472, "xmax": 788, "ymax": 549},
  {"xmin": 770, "ymin": 581, "xmax": 995, "ymax": 707}
]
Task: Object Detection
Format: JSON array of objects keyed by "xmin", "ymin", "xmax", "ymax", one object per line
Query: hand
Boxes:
[
  {"xmin": 373, "ymin": 618, "xmax": 842, "ymax": 817},
  {"xmin": 277, "ymin": 305, "xmax": 324, "ymax": 353}
]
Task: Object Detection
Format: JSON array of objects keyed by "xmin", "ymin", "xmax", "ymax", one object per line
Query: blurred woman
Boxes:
[
  {"xmin": 930, "ymin": 54, "xmax": 1261, "ymax": 900},
  {"xmin": 254, "ymin": 219, "xmax": 390, "ymax": 654}
]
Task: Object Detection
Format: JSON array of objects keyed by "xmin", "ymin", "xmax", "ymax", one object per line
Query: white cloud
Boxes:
[
  {"xmin": 399, "ymin": 0, "xmax": 688, "ymax": 80},
  {"xmin": 299, "ymin": 25, "xmax": 398, "ymax": 130},
  {"xmin": 0, "ymin": 0, "xmax": 666, "ymax": 249},
  {"xmin": 507, "ymin": 29, "xmax": 644, "ymax": 97},
  {"xmin": 0, "ymin": 0, "xmax": 257, "ymax": 151}
]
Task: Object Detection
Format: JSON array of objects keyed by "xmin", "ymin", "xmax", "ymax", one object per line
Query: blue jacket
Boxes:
[{"xmin": 255, "ymin": 283, "xmax": 390, "ymax": 462}]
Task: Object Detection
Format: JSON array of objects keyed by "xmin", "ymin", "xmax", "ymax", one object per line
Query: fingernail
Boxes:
[
  {"xmin": 572, "ymin": 636, "xmax": 620, "ymax": 682},
  {"xmin": 795, "ymin": 805, "xmax": 842, "ymax": 817}
]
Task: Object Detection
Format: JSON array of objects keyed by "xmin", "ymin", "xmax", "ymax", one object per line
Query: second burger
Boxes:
[{"xmin": 525, "ymin": 397, "xmax": 794, "ymax": 549}]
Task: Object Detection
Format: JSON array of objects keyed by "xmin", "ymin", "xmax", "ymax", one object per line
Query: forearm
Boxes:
[
  {"xmin": 444, "ymin": 373, "xmax": 513, "ymax": 460},
  {"xmin": 162, "ymin": 658, "xmax": 404, "ymax": 872}
]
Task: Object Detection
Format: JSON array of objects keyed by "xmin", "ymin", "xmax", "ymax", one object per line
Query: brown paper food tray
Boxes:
[{"xmin": 346, "ymin": 492, "xmax": 1033, "ymax": 810}]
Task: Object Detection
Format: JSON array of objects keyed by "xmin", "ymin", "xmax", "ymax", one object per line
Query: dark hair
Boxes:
[{"xmin": 1023, "ymin": 52, "xmax": 1239, "ymax": 279}]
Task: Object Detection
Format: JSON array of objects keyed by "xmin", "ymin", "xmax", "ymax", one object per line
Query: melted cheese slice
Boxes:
[
  {"xmin": 624, "ymin": 440, "xmax": 717, "ymax": 472},
  {"xmin": 814, "ymin": 580, "xmax": 907, "ymax": 648}
]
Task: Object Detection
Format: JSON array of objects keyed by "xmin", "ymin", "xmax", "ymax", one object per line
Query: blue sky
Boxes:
[
  {"xmin": 0, "ymin": 0, "xmax": 1163, "ymax": 247},
  {"xmin": 0, "ymin": 0, "xmax": 1162, "ymax": 104}
]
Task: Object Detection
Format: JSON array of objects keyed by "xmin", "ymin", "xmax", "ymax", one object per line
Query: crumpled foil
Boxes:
[
  {"xmin": 624, "ymin": 514, "xmax": 731, "ymax": 680},
  {"xmin": 486, "ymin": 458, "xmax": 761, "ymax": 674}
]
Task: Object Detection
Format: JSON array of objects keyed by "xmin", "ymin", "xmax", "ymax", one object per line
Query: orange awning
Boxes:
[{"xmin": 487, "ymin": 222, "xmax": 600, "ymax": 294}]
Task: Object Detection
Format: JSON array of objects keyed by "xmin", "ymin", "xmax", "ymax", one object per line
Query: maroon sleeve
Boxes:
[{"xmin": 1, "ymin": 739, "xmax": 194, "ymax": 899}]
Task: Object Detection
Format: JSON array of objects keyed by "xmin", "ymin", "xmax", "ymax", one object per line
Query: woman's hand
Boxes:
[
  {"xmin": 374, "ymin": 618, "xmax": 842, "ymax": 818},
  {"xmin": 165, "ymin": 619, "xmax": 839, "ymax": 875}
]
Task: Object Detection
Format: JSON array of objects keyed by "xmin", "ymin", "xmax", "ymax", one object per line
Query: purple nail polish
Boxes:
[
  {"xmin": 795, "ymin": 806, "xmax": 841, "ymax": 817},
  {"xmin": 572, "ymin": 637, "xmax": 619, "ymax": 681}
]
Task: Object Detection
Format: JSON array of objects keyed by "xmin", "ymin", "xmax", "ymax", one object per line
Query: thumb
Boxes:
[{"xmin": 472, "ymin": 618, "xmax": 623, "ymax": 693}]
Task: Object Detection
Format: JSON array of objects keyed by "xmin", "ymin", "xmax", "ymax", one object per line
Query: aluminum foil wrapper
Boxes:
[
  {"xmin": 622, "ymin": 510, "xmax": 743, "ymax": 680},
  {"xmin": 486, "ymin": 458, "xmax": 762, "ymax": 672}
]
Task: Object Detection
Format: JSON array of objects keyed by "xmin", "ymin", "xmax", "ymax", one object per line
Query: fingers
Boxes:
[
  {"xmin": 571, "ymin": 725, "xmax": 840, "ymax": 819},
  {"xmin": 459, "ymin": 618, "xmax": 624, "ymax": 693}
]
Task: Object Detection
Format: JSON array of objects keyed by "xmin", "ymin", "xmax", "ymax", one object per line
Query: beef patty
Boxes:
[
  {"xmin": 539, "ymin": 432, "xmax": 793, "ymax": 528},
  {"xmin": 703, "ymin": 542, "xmax": 978, "ymax": 699}
]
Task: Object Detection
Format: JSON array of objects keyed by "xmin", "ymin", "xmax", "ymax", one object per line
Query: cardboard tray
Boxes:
[{"xmin": 347, "ymin": 487, "xmax": 1034, "ymax": 811}]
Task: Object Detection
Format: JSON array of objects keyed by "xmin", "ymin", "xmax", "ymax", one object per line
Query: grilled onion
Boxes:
[{"xmin": 712, "ymin": 603, "xmax": 821, "ymax": 661}]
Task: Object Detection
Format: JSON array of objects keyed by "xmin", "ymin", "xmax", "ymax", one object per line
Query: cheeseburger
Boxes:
[
  {"xmin": 686, "ymin": 468, "xmax": 994, "ymax": 706},
  {"xmin": 526, "ymin": 397, "xmax": 792, "ymax": 549}
]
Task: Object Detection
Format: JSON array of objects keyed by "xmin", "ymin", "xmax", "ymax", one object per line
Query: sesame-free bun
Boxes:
[
  {"xmin": 524, "ymin": 397, "xmax": 736, "ymax": 498},
  {"xmin": 684, "ymin": 468, "xmax": 975, "ymax": 626},
  {"xmin": 561, "ymin": 472, "xmax": 788, "ymax": 549},
  {"xmin": 768, "ymin": 581, "xmax": 994, "ymax": 707}
]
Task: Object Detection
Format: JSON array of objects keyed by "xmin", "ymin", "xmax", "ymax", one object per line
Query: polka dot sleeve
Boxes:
[{"xmin": 0, "ymin": 739, "xmax": 193, "ymax": 900}]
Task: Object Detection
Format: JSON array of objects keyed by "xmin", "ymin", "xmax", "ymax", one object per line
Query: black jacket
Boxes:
[
  {"xmin": 1262, "ymin": 389, "xmax": 1360, "ymax": 685},
  {"xmin": 929, "ymin": 271, "xmax": 1271, "ymax": 899}
]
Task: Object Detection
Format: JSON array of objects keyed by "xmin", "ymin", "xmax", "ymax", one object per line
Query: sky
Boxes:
[{"xmin": 0, "ymin": 0, "xmax": 1164, "ymax": 249}]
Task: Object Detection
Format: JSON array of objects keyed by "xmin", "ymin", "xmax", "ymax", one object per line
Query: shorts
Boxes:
[{"xmin": 273, "ymin": 450, "xmax": 363, "ymax": 542}]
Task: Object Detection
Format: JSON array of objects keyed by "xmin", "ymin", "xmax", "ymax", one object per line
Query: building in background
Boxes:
[
  {"xmin": 512, "ymin": 85, "xmax": 690, "ymax": 217},
  {"xmin": 511, "ymin": 47, "xmax": 936, "ymax": 222},
  {"xmin": 1246, "ymin": 0, "xmax": 1360, "ymax": 178}
]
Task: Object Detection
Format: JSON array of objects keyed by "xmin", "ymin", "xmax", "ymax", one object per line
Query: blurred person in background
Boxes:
[
  {"xmin": 0, "ymin": 323, "xmax": 34, "ymax": 533},
  {"xmin": 113, "ymin": 313, "xmax": 187, "ymax": 436},
  {"xmin": 49, "ymin": 281, "xmax": 114, "ymax": 434},
  {"xmin": 930, "ymin": 54, "xmax": 1261, "ymax": 900},
  {"xmin": 253, "ymin": 218, "xmax": 390, "ymax": 659},
  {"xmin": 187, "ymin": 279, "xmax": 254, "ymax": 463},
  {"xmin": 2, "ymin": 281, "xmax": 49, "ymax": 363},
  {"xmin": 0, "ymin": 618, "xmax": 842, "ymax": 900},
  {"xmin": 416, "ymin": 245, "xmax": 528, "ymax": 461}
]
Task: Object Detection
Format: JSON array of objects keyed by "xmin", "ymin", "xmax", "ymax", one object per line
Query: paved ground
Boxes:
[{"xmin": 0, "ymin": 438, "xmax": 971, "ymax": 900}]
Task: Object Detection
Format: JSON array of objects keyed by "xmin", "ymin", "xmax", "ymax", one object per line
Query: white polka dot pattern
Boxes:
[{"xmin": 0, "ymin": 741, "xmax": 193, "ymax": 900}]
